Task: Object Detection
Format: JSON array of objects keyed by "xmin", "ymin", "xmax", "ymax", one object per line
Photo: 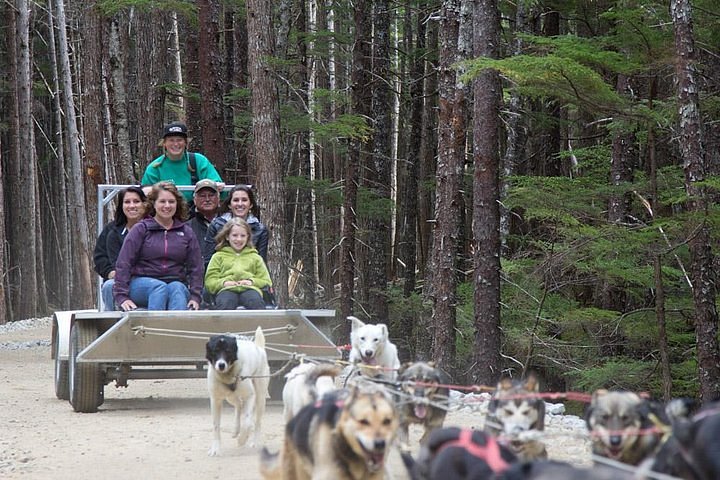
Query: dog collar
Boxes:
[
  {"xmin": 439, "ymin": 430, "xmax": 510, "ymax": 473},
  {"xmin": 221, "ymin": 377, "xmax": 238, "ymax": 392}
]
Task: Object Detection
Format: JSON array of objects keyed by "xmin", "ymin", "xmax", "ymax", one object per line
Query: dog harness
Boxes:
[{"xmin": 439, "ymin": 429, "xmax": 510, "ymax": 473}]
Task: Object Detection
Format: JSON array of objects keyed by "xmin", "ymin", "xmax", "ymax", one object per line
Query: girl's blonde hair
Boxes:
[{"xmin": 214, "ymin": 217, "xmax": 254, "ymax": 251}]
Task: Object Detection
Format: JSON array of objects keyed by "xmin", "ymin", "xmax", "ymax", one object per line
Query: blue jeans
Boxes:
[
  {"xmin": 128, "ymin": 277, "xmax": 190, "ymax": 310},
  {"xmin": 101, "ymin": 279, "xmax": 116, "ymax": 311}
]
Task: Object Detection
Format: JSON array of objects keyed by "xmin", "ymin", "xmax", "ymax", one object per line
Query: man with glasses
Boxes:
[{"xmin": 189, "ymin": 179, "xmax": 221, "ymax": 244}]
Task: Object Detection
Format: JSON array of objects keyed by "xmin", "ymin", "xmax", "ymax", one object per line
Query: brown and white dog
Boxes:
[
  {"xmin": 282, "ymin": 362, "xmax": 341, "ymax": 422},
  {"xmin": 486, "ymin": 375, "xmax": 548, "ymax": 461},
  {"xmin": 585, "ymin": 389, "xmax": 667, "ymax": 466},
  {"xmin": 396, "ymin": 361, "xmax": 451, "ymax": 447},
  {"xmin": 260, "ymin": 384, "xmax": 398, "ymax": 480},
  {"xmin": 206, "ymin": 327, "xmax": 270, "ymax": 456}
]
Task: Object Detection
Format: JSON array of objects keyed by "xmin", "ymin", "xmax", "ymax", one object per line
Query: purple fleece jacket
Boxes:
[{"xmin": 113, "ymin": 217, "xmax": 203, "ymax": 305}]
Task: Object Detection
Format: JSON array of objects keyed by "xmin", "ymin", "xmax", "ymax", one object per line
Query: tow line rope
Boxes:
[{"xmin": 131, "ymin": 324, "xmax": 297, "ymax": 339}]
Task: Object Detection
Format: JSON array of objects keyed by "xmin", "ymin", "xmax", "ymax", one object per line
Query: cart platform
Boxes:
[{"xmin": 52, "ymin": 308, "xmax": 339, "ymax": 412}]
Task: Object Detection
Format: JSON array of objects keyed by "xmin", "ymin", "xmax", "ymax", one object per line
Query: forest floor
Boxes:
[{"xmin": 0, "ymin": 318, "xmax": 592, "ymax": 480}]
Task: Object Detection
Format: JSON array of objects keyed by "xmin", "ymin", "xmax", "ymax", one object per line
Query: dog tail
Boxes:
[
  {"xmin": 254, "ymin": 326, "xmax": 266, "ymax": 349},
  {"xmin": 305, "ymin": 363, "xmax": 342, "ymax": 386},
  {"xmin": 259, "ymin": 447, "xmax": 281, "ymax": 480}
]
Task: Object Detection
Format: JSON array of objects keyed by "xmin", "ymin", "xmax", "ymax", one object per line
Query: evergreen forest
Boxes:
[{"xmin": 1, "ymin": 0, "xmax": 719, "ymax": 401}]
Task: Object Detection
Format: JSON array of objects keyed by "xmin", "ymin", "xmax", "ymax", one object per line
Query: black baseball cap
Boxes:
[{"xmin": 163, "ymin": 121, "xmax": 188, "ymax": 139}]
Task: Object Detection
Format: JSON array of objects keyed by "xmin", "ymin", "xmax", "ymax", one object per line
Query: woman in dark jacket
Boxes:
[
  {"xmin": 113, "ymin": 182, "xmax": 203, "ymax": 311},
  {"xmin": 201, "ymin": 184, "xmax": 268, "ymax": 268},
  {"xmin": 93, "ymin": 186, "xmax": 147, "ymax": 311}
]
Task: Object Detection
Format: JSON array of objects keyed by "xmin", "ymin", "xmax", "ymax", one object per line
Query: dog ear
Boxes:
[
  {"xmin": 427, "ymin": 361, "xmax": 435, "ymax": 368},
  {"xmin": 592, "ymin": 389, "xmax": 609, "ymax": 403},
  {"xmin": 524, "ymin": 373, "xmax": 540, "ymax": 392},
  {"xmin": 379, "ymin": 323, "xmax": 388, "ymax": 338},
  {"xmin": 348, "ymin": 316, "xmax": 364, "ymax": 331},
  {"xmin": 497, "ymin": 377, "xmax": 514, "ymax": 391}
]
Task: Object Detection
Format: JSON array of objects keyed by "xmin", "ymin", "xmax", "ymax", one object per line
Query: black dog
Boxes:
[
  {"xmin": 497, "ymin": 460, "xmax": 635, "ymax": 480},
  {"xmin": 401, "ymin": 427, "xmax": 517, "ymax": 480},
  {"xmin": 645, "ymin": 401, "xmax": 720, "ymax": 479}
]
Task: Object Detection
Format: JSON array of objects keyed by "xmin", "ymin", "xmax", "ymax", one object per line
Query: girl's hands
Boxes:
[{"xmin": 223, "ymin": 279, "xmax": 253, "ymax": 287}]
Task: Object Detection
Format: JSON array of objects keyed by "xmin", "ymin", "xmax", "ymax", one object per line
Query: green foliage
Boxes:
[
  {"xmin": 285, "ymin": 177, "xmax": 344, "ymax": 210},
  {"xmin": 356, "ymin": 188, "xmax": 394, "ymax": 222},
  {"xmin": 519, "ymin": 34, "xmax": 643, "ymax": 74},
  {"xmin": 463, "ymin": 54, "xmax": 627, "ymax": 114},
  {"xmin": 568, "ymin": 358, "xmax": 655, "ymax": 392},
  {"xmin": 313, "ymin": 114, "xmax": 372, "ymax": 142}
]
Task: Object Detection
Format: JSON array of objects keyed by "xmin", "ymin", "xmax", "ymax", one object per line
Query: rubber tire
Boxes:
[
  {"xmin": 69, "ymin": 321, "xmax": 102, "ymax": 413},
  {"xmin": 53, "ymin": 327, "xmax": 69, "ymax": 400}
]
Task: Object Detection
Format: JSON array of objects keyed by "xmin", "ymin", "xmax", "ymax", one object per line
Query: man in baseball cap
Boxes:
[{"xmin": 189, "ymin": 179, "xmax": 221, "ymax": 245}]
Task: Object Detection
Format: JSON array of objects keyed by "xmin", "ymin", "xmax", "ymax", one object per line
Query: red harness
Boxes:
[{"xmin": 439, "ymin": 429, "xmax": 510, "ymax": 473}]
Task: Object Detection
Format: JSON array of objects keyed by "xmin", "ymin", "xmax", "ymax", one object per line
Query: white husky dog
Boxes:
[
  {"xmin": 348, "ymin": 316, "xmax": 401, "ymax": 380},
  {"xmin": 282, "ymin": 362, "xmax": 341, "ymax": 422}
]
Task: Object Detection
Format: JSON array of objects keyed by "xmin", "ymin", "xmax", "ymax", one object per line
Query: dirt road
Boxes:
[{"xmin": 0, "ymin": 319, "xmax": 590, "ymax": 480}]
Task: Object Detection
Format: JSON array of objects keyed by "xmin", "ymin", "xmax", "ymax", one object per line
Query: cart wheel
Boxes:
[
  {"xmin": 53, "ymin": 327, "xmax": 69, "ymax": 400},
  {"xmin": 69, "ymin": 320, "xmax": 103, "ymax": 413}
]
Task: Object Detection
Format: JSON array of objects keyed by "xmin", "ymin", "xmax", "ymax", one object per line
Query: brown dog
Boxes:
[
  {"xmin": 396, "ymin": 361, "xmax": 451, "ymax": 447},
  {"xmin": 260, "ymin": 384, "xmax": 398, "ymax": 480},
  {"xmin": 585, "ymin": 389, "xmax": 667, "ymax": 466}
]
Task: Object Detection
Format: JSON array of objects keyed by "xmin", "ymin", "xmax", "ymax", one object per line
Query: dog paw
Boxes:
[
  {"xmin": 208, "ymin": 444, "xmax": 221, "ymax": 457},
  {"xmin": 235, "ymin": 428, "xmax": 251, "ymax": 446}
]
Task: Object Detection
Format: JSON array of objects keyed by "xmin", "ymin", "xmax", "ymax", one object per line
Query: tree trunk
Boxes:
[
  {"xmin": 501, "ymin": 0, "xmax": 530, "ymax": 252},
  {"xmin": 671, "ymin": 0, "xmax": 720, "ymax": 403},
  {"xmin": 471, "ymin": 0, "xmax": 502, "ymax": 384},
  {"xmin": 198, "ymin": 0, "xmax": 226, "ymax": 171},
  {"xmin": 339, "ymin": 0, "xmax": 371, "ymax": 333},
  {"xmin": 45, "ymin": 0, "xmax": 72, "ymax": 308},
  {"xmin": 608, "ymin": 74, "xmax": 635, "ymax": 224},
  {"xmin": 130, "ymin": 11, "xmax": 171, "ymax": 173},
  {"xmin": 0, "ymin": 134, "xmax": 6, "ymax": 323},
  {"xmin": 429, "ymin": 0, "xmax": 467, "ymax": 373},
  {"xmin": 246, "ymin": 0, "xmax": 289, "ymax": 305},
  {"xmin": 396, "ymin": 4, "xmax": 428, "ymax": 360},
  {"xmin": 417, "ymin": 16, "xmax": 439, "ymax": 281},
  {"xmin": 364, "ymin": 0, "xmax": 392, "ymax": 322},
  {"xmin": 654, "ymin": 255, "xmax": 672, "ymax": 401},
  {"xmin": 108, "ymin": 11, "xmax": 133, "ymax": 183},
  {"xmin": 9, "ymin": 0, "xmax": 39, "ymax": 319},
  {"xmin": 227, "ymin": 6, "xmax": 250, "ymax": 184},
  {"xmin": 56, "ymin": 0, "xmax": 93, "ymax": 308},
  {"xmin": 79, "ymin": 1, "xmax": 104, "ymax": 236}
]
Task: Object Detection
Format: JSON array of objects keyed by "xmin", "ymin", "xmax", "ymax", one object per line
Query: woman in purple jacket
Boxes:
[{"xmin": 113, "ymin": 182, "xmax": 204, "ymax": 311}]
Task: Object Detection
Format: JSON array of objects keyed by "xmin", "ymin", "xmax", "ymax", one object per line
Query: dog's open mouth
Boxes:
[
  {"xmin": 604, "ymin": 445, "xmax": 625, "ymax": 459},
  {"xmin": 361, "ymin": 355, "xmax": 377, "ymax": 366},
  {"xmin": 361, "ymin": 448, "xmax": 385, "ymax": 471},
  {"xmin": 414, "ymin": 404, "xmax": 428, "ymax": 419}
]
